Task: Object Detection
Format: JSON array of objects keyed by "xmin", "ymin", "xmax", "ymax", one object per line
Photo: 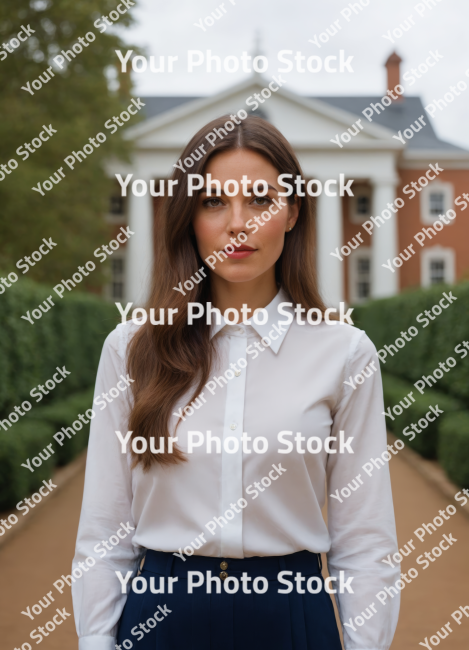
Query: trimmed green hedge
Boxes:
[
  {"xmin": 0, "ymin": 388, "xmax": 95, "ymax": 510},
  {"xmin": 353, "ymin": 282, "xmax": 469, "ymax": 404},
  {"xmin": 0, "ymin": 420, "xmax": 54, "ymax": 510},
  {"xmin": 26, "ymin": 388, "xmax": 95, "ymax": 465},
  {"xmin": 439, "ymin": 412, "xmax": 469, "ymax": 488},
  {"xmin": 0, "ymin": 277, "xmax": 117, "ymax": 413},
  {"xmin": 0, "ymin": 277, "xmax": 116, "ymax": 509},
  {"xmin": 382, "ymin": 372, "xmax": 463, "ymax": 458}
]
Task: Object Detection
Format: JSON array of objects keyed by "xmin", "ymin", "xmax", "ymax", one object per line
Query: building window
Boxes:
[
  {"xmin": 356, "ymin": 195, "xmax": 370, "ymax": 216},
  {"xmin": 420, "ymin": 182, "xmax": 453, "ymax": 224},
  {"xmin": 357, "ymin": 257, "xmax": 371, "ymax": 298},
  {"xmin": 106, "ymin": 179, "xmax": 127, "ymax": 225},
  {"xmin": 350, "ymin": 185, "xmax": 372, "ymax": 224},
  {"xmin": 349, "ymin": 248, "xmax": 372, "ymax": 303},
  {"xmin": 421, "ymin": 246, "xmax": 455, "ymax": 287},
  {"xmin": 110, "ymin": 195, "xmax": 124, "ymax": 215},
  {"xmin": 429, "ymin": 192, "xmax": 444, "ymax": 217},
  {"xmin": 429, "ymin": 259, "xmax": 446, "ymax": 285},
  {"xmin": 111, "ymin": 257, "xmax": 125, "ymax": 300}
]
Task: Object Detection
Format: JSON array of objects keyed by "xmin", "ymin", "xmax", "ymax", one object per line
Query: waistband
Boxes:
[{"xmin": 142, "ymin": 549, "xmax": 322, "ymax": 579}]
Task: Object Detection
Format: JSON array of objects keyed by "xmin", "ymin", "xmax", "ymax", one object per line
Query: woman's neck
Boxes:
[{"xmin": 210, "ymin": 269, "xmax": 278, "ymax": 320}]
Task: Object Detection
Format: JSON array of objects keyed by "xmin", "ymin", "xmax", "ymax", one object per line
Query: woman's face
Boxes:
[{"xmin": 192, "ymin": 148, "xmax": 299, "ymax": 285}]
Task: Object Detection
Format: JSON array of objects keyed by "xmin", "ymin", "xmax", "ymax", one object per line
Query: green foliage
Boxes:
[
  {"xmin": 353, "ymin": 283, "xmax": 469, "ymax": 403},
  {"xmin": 1, "ymin": 388, "xmax": 95, "ymax": 509},
  {"xmin": 381, "ymin": 372, "xmax": 463, "ymax": 458},
  {"xmin": 28, "ymin": 387, "xmax": 94, "ymax": 464},
  {"xmin": 439, "ymin": 412, "xmax": 469, "ymax": 488},
  {"xmin": 0, "ymin": 275, "xmax": 116, "ymax": 509},
  {"xmin": 356, "ymin": 285, "xmax": 469, "ymax": 486},
  {"xmin": 0, "ymin": 419, "xmax": 54, "ymax": 510},
  {"xmin": 0, "ymin": 277, "xmax": 117, "ymax": 413},
  {"xmin": 0, "ymin": 0, "xmax": 141, "ymax": 286}
]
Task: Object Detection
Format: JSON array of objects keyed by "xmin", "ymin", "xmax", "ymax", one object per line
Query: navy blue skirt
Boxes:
[{"xmin": 116, "ymin": 549, "xmax": 342, "ymax": 650}]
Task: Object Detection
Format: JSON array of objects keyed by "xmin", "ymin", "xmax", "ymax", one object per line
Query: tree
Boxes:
[{"xmin": 0, "ymin": 0, "xmax": 140, "ymax": 288}]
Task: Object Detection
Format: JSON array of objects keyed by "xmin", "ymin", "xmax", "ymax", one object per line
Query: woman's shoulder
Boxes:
[
  {"xmin": 319, "ymin": 322, "xmax": 380, "ymax": 380},
  {"xmin": 103, "ymin": 318, "xmax": 145, "ymax": 362},
  {"xmin": 292, "ymin": 318, "xmax": 377, "ymax": 362},
  {"xmin": 327, "ymin": 320, "xmax": 375, "ymax": 352},
  {"xmin": 333, "ymin": 322, "xmax": 377, "ymax": 368}
]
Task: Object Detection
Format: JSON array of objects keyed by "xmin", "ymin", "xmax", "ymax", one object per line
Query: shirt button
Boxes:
[
  {"xmin": 234, "ymin": 370, "xmax": 241, "ymax": 377},
  {"xmin": 230, "ymin": 423, "xmax": 237, "ymax": 430},
  {"xmin": 220, "ymin": 571, "xmax": 228, "ymax": 580},
  {"xmin": 220, "ymin": 561, "xmax": 228, "ymax": 570}
]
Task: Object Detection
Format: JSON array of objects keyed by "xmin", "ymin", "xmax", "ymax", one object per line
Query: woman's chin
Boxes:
[{"xmin": 216, "ymin": 267, "xmax": 265, "ymax": 284}]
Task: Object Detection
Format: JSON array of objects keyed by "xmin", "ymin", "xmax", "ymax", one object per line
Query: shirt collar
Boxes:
[{"xmin": 209, "ymin": 287, "xmax": 293, "ymax": 354}]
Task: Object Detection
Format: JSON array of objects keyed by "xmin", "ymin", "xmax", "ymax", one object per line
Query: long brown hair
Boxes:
[{"xmin": 127, "ymin": 115, "xmax": 329, "ymax": 469}]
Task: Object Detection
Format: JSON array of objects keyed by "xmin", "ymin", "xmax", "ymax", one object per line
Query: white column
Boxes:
[
  {"xmin": 125, "ymin": 179, "xmax": 154, "ymax": 305},
  {"xmin": 316, "ymin": 189, "xmax": 343, "ymax": 307},
  {"xmin": 371, "ymin": 179, "xmax": 399, "ymax": 299}
]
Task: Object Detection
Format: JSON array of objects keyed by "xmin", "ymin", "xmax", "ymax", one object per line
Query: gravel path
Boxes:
[{"xmin": 1, "ymin": 448, "xmax": 468, "ymax": 649}]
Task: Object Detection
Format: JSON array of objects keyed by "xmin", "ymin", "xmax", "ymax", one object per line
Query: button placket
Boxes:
[{"xmin": 220, "ymin": 334, "xmax": 247, "ymax": 559}]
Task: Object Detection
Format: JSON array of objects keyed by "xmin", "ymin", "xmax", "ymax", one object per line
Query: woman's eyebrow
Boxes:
[{"xmin": 200, "ymin": 183, "xmax": 279, "ymax": 195}]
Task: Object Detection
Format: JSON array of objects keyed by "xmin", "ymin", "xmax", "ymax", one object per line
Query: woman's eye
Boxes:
[
  {"xmin": 203, "ymin": 198, "xmax": 223, "ymax": 207},
  {"xmin": 253, "ymin": 196, "xmax": 272, "ymax": 206}
]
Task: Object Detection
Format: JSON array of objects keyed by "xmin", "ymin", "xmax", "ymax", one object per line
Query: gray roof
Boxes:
[
  {"xmin": 140, "ymin": 94, "xmax": 465, "ymax": 152},
  {"xmin": 140, "ymin": 96, "xmax": 199, "ymax": 118},
  {"xmin": 316, "ymin": 96, "xmax": 465, "ymax": 151}
]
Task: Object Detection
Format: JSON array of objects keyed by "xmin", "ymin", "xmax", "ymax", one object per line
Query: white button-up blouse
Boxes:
[{"xmin": 72, "ymin": 288, "xmax": 400, "ymax": 650}]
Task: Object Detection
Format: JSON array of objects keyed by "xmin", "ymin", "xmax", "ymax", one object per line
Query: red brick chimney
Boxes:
[{"xmin": 385, "ymin": 51, "xmax": 403, "ymax": 101}]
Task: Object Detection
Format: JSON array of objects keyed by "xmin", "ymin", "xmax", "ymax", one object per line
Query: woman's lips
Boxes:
[{"xmin": 223, "ymin": 246, "xmax": 257, "ymax": 259}]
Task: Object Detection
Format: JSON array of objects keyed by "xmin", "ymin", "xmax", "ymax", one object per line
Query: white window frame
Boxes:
[
  {"xmin": 420, "ymin": 181, "xmax": 454, "ymax": 225},
  {"xmin": 420, "ymin": 246, "xmax": 455, "ymax": 288},
  {"xmin": 349, "ymin": 247, "xmax": 372, "ymax": 304},
  {"xmin": 104, "ymin": 250, "xmax": 126, "ymax": 301},
  {"xmin": 105, "ymin": 181, "xmax": 127, "ymax": 225},
  {"xmin": 349, "ymin": 185, "xmax": 372, "ymax": 224}
]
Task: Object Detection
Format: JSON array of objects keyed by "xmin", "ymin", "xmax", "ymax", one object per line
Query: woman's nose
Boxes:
[{"xmin": 226, "ymin": 200, "xmax": 248, "ymax": 234}]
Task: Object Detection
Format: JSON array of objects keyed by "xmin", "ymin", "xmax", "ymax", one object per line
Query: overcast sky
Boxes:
[{"xmin": 116, "ymin": 0, "xmax": 469, "ymax": 149}]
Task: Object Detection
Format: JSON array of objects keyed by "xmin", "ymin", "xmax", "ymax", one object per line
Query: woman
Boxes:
[{"xmin": 72, "ymin": 115, "xmax": 400, "ymax": 650}]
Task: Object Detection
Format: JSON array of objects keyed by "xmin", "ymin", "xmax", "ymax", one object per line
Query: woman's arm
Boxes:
[
  {"xmin": 326, "ymin": 328, "xmax": 401, "ymax": 650},
  {"xmin": 71, "ymin": 324, "xmax": 142, "ymax": 650}
]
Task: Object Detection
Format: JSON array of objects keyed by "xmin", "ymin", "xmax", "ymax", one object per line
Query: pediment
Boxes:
[{"xmin": 126, "ymin": 74, "xmax": 402, "ymax": 151}]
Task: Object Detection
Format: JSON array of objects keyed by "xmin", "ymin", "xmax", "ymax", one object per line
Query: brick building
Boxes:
[{"xmin": 105, "ymin": 51, "xmax": 469, "ymax": 306}]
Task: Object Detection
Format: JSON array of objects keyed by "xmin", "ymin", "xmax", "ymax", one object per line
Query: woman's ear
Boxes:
[{"xmin": 286, "ymin": 195, "xmax": 300, "ymax": 231}]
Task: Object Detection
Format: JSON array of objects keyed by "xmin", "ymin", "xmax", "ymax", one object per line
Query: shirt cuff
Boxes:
[{"xmin": 79, "ymin": 636, "xmax": 116, "ymax": 650}]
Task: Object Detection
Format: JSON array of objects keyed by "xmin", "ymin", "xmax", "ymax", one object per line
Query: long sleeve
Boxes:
[
  {"xmin": 71, "ymin": 324, "xmax": 142, "ymax": 650},
  {"xmin": 70, "ymin": 290, "xmax": 402, "ymax": 649},
  {"xmin": 326, "ymin": 329, "xmax": 400, "ymax": 649}
]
